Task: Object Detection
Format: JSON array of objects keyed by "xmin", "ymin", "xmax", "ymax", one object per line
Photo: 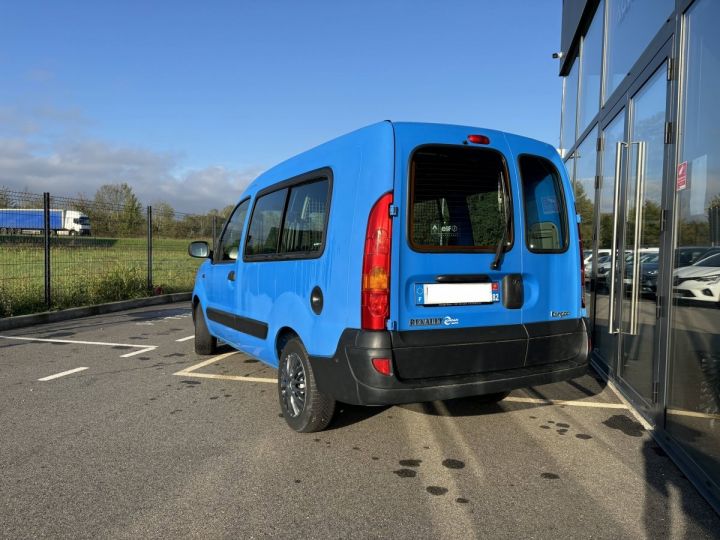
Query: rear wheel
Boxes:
[
  {"xmin": 193, "ymin": 303, "xmax": 218, "ymax": 355},
  {"xmin": 278, "ymin": 338, "xmax": 335, "ymax": 433}
]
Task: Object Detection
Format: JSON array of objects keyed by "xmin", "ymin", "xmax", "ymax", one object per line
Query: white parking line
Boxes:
[
  {"xmin": 120, "ymin": 346, "xmax": 158, "ymax": 358},
  {"xmin": 173, "ymin": 352, "xmax": 276, "ymax": 383},
  {"xmin": 504, "ymin": 396, "xmax": 627, "ymax": 409},
  {"xmin": 38, "ymin": 367, "xmax": 88, "ymax": 381},
  {"xmin": 175, "ymin": 335, "xmax": 195, "ymax": 342},
  {"xmin": 0, "ymin": 335, "xmax": 158, "ymax": 358}
]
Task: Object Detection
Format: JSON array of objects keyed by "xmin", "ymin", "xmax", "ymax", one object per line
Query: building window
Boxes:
[
  {"xmin": 668, "ymin": 0, "xmax": 720, "ymax": 487},
  {"xmin": 561, "ymin": 59, "xmax": 579, "ymax": 154},
  {"xmin": 578, "ymin": 0, "xmax": 604, "ymax": 135},
  {"xmin": 604, "ymin": 0, "xmax": 673, "ymax": 102},
  {"xmin": 574, "ymin": 128, "xmax": 598, "ymax": 250}
]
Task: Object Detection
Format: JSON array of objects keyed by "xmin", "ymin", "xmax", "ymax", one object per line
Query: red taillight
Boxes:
[
  {"xmin": 371, "ymin": 357, "xmax": 392, "ymax": 376},
  {"xmin": 362, "ymin": 192, "xmax": 393, "ymax": 330},
  {"xmin": 467, "ymin": 134, "xmax": 490, "ymax": 145},
  {"xmin": 578, "ymin": 222, "xmax": 585, "ymax": 309}
]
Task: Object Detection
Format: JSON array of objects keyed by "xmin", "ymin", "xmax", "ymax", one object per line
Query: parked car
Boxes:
[
  {"xmin": 583, "ymin": 249, "xmax": 611, "ymax": 268},
  {"xmin": 673, "ymin": 252, "xmax": 720, "ymax": 306},
  {"xmin": 596, "ymin": 248, "xmax": 659, "ymax": 293},
  {"xmin": 188, "ymin": 121, "xmax": 589, "ymax": 432},
  {"xmin": 624, "ymin": 252, "xmax": 660, "ymax": 296},
  {"xmin": 674, "ymin": 246, "xmax": 720, "ymax": 268},
  {"xmin": 584, "ymin": 254, "xmax": 610, "ymax": 286}
]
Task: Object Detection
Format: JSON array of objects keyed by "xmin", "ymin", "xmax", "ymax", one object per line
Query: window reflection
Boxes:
[{"xmin": 668, "ymin": 0, "xmax": 720, "ymax": 490}]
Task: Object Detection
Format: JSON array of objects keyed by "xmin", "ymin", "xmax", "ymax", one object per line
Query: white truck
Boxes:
[{"xmin": 0, "ymin": 209, "xmax": 91, "ymax": 236}]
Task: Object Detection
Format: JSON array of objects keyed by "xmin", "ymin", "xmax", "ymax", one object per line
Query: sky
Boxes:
[{"xmin": 0, "ymin": 1, "xmax": 563, "ymax": 214}]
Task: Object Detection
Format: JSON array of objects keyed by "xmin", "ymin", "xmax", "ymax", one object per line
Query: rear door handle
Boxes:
[{"xmin": 227, "ymin": 271, "xmax": 236, "ymax": 282}]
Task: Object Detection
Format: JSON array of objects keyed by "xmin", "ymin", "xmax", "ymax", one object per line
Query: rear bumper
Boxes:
[{"xmin": 309, "ymin": 319, "xmax": 589, "ymax": 406}]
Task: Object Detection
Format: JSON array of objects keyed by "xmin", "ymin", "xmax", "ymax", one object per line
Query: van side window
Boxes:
[
  {"xmin": 410, "ymin": 146, "xmax": 511, "ymax": 251},
  {"xmin": 245, "ymin": 189, "xmax": 288, "ymax": 257},
  {"xmin": 519, "ymin": 155, "xmax": 568, "ymax": 252},
  {"xmin": 216, "ymin": 198, "xmax": 250, "ymax": 262},
  {"xmin": 280, "ymin": 179, "xmax": 329, "ymax": 254}
]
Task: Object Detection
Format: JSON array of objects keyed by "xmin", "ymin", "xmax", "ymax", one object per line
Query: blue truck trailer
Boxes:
[{"xmin": 0, "ymin": 209, "xmax": 91, "ymax": 235}]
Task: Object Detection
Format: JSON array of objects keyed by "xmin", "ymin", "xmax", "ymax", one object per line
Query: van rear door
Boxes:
[{"xmin": 391, "ymin": 124, "xmax": 524, "ymax": 340}]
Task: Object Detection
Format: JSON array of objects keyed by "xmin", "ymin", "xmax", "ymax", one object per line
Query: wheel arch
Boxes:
[{"xmin": 275, "ymin": 326, "xmax": 300, "ymax": 362}]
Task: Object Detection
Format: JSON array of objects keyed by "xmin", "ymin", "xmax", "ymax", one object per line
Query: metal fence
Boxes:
[{"xmin": 0, "ymin": 189, "xmax": 224, "ymax": 318}]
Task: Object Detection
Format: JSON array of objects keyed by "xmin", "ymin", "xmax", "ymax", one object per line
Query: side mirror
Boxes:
[{"xmin": 188, "ymin": 241, "xmax": 211, "ymax": 259}]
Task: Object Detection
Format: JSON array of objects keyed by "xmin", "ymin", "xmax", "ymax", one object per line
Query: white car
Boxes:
[
  {"xmin": 673, "ymin": 252, "xmax": 720, "ymax": 305},
  {"xmin": 584, "ymin": 249, "xmax": 611, "ymax": 268}
]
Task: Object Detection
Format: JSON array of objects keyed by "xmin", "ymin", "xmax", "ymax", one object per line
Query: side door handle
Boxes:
[{"xmin": 227, "ymin": 270, "xmax": 236, "ymax": 282}]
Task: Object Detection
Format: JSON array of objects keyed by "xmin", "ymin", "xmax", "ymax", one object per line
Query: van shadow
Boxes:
[
  {"xmin": 329, "ymin": 369, "xmax": 612, "ymax": 428},
  {"xmin": 327, "ymin": 404, "xmax": 390, "ymax": 430},
  {"xmin": 398, "ymin": 397, "xmax": 507, "ymax": 418}
]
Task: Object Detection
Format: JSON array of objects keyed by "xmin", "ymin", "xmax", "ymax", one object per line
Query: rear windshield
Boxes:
[
  {"xmin": 409, "ymin": 146, "xmax": 512, "ymax": 252},
  {"xmin": 518, "ymin": 155, "xmax": 568, "ymax": 252}
]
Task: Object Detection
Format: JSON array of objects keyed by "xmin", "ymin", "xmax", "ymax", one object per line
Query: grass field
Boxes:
[{"xmin": 0, "ymin": 235, "xmax": 205, "ymax": 317}]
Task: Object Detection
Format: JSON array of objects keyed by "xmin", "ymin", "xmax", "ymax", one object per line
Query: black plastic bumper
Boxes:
[{"xmin": 308, "ymin": 319, "xmax": 589, "ymax": 406}]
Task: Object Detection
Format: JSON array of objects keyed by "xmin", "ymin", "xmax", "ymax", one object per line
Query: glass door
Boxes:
[
  {"xmin": 593, "ymin": 109, "xmax": 625, "ymax": 373},
  {"xmin": 594, "ymin": 46, "xmax": 671, "ymax": 420},
  {"xmin": 616, "ymin": 64, "xmax": 667, "ymax": 407}
]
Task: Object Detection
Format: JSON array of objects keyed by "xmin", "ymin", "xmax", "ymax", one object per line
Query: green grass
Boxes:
[{"xmin": 0, "ymin": 236, "xmax": 206, "ymax": 317}]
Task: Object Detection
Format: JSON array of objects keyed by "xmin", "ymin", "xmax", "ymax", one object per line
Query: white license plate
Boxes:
[{"xmin": 416, "ymin": 283, "xmax": 492, "ymax": 306}]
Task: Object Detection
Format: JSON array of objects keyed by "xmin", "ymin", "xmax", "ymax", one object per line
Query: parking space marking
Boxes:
[
  {"xmin": 667, "ymin": 408, "xmax": 720, "ymax": 421},
  {"xmin": 504, "ymin": 396, "xmax": 627, "ymax": 409},
  {"xmin": 173, "ymin": 352, "xmax": 276, "ymax": 383},
  {"xmin": 173, "ymin": 353, "xmax": 629, "ymax": 408},
  {"xmin": 38, "ymin": 367, "xmax": 89, "ymax": 381},
  {"xmin": 120, "ymin": 346, "xmax": 158, "ymax": 358},
  {"xmin": 175, "ymin": 335, "xmax": 195, "ymax": 342},
  {"xmin": 0, "ymin": 335, "xmax": 158, "ymax": 357}
]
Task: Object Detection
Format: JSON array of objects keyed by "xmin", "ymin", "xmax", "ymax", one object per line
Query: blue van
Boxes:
[{"xmin": 188, "ymin": 122, "xmax": 589, "ymax": 432}]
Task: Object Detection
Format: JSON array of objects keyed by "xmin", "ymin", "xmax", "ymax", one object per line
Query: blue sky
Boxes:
[{"xmin": 0, "ymin": 1, "xmax": 562, "ymax": 212}]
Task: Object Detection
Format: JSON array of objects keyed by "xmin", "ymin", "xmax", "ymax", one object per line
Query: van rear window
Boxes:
[
  {"xmin": 409, "ymin": 146, "xmax": 511, "ymax": 252},
  {"xmin": 518, "ymin": 155, "xmax": 568, "ymax": 252}
]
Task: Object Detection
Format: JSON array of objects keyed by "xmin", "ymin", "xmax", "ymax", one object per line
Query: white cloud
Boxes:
[{"xmin": 0, "ymin": 136, "xmax": 258, "ymax": 214}]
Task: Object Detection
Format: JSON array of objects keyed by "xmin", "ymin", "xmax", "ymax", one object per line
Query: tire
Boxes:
[
  {"xmin": 278, "ymin": 337, "xmax": 335, "ymax": 433},
  {"xmin": 476, "ymin": 391, "xmax": 510, "ymax": 404},
  {"xmin": 194, "ymin": 303, "xmax": 218, "ymax": 355}
]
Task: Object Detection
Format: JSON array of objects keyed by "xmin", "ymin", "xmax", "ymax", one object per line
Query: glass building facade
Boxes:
[{"xmin": 559, "ymin": 0, "xmax": 720, "ymax": 513}]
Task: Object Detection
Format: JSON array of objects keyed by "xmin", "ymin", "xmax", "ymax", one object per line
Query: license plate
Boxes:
[{"xmin": 415, "ymin": 283, "xmax": 493, "ymax": 306}]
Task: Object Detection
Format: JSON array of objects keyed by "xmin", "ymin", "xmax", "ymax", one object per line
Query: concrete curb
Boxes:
[{"xmin": 0, "ymin": 292, "xmax": 192, "ymax": 331}]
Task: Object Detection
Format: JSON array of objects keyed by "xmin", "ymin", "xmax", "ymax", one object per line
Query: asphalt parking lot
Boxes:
[{"xmin": 1, "ymin": 302, "xmax": 719, "ymax": 539}]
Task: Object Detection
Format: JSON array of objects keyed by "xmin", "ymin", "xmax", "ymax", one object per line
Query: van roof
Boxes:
[{"xmin": 244, "ymin": 121, "xmax": 558, "ymax": 195}]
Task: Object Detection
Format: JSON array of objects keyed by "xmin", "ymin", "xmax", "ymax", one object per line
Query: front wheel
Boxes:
[
  {"xmin": 278, "ymin": 338, "xmax": 335, "ymax": 433},
  {"xmin": 193, "ymin": 303, "xmax": 218, "ymax": 355}
]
